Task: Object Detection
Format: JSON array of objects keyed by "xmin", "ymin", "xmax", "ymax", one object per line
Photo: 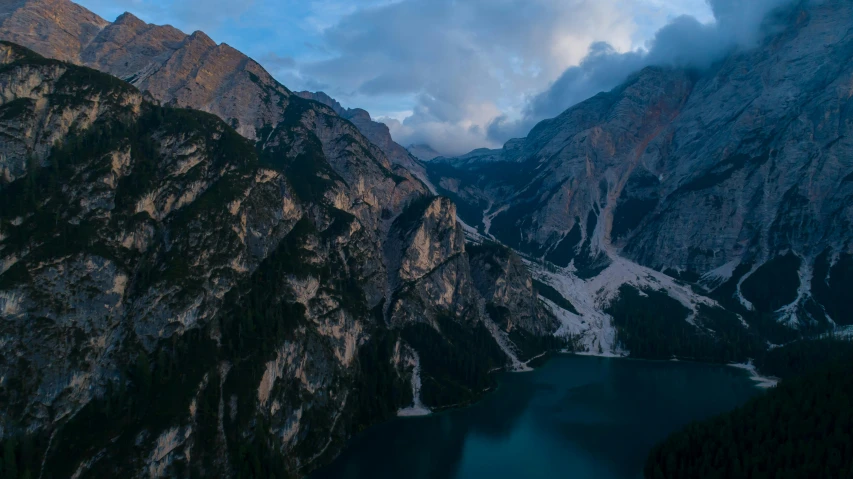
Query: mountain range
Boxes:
[{"xmin": 0, "ymin": 0, "xmax": 851, "ymax": 477}]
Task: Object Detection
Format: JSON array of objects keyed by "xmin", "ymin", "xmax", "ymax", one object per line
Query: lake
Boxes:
[{"xmin": 311, "ymin": 355, "xmax": 762, "ymax": 479}]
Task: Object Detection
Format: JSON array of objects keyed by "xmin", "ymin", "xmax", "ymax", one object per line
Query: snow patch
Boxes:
[
  {"xmin": 483, "ymin": 204, "xmax": 507, "ymax": 237},
  {"xmin": 775, "ymin": 255, "xmax": 811, "ymax": 328},
  {"xmin": 397, "ymin": 349, "xmax": 431, "ymax": 417},
  {"xmin": 527, "ymin": 250, "xmax": 722, "ymax": 355},
  {"xmin": 735, "ymin": 263, "xmax": 760, "ymax": 311},
  {"xmin": 729, "ymin": 361, "xmax": 778, "ymax": 389},
  {"xmin": 700, "ymin": 259, "xmax": 740, "ymax": 290},
  {"xmin": 481, "ymin": 303, "xmax": 531, "ymax": 372},
  {"xmin": 457, "ymin": 217, "xmax": 481, "ymax": 240},
  {"xmin": 0, "ymin": 289, "xmax": 25, "ymax": 317}
]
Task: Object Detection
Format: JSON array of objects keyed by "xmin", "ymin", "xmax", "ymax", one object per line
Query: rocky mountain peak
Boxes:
[
  {"xmin": 188, "ymin": 29, "xmax": 216, "ymax": 48},
  {"xmin": 347, "ymin": 107, "xmax": 372, "ymax": 122},
  {"xmin": 407, "ymin": 143, "xmax": 440, "ymax": 161},
  {"xmin": 0, "ymin": 0, "xmax": 108, "ymax": 62},
  {"xmin": 295, "ymin": 90, "xmax": 346, "ymax": 115},
  {"xmin": 113, "ymin": 11, "xmax": 145, "ymax": 28}
]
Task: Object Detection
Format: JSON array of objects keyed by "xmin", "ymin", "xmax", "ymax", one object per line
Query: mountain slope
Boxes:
[
  {"xmin": 426, "ymin": 0, "xmax": 853, "ymax": 336},
  {"xmin": 0, "ymin": 41, "xmax": 561, "ymax": 478}
]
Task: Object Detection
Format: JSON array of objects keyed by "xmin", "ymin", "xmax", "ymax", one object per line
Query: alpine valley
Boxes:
[{"xmin": 0, "ymin": 0, "xmax": 851, "ymax": 478}]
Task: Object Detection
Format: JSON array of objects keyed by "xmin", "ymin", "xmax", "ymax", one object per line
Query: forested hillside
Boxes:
[{"xmin": 646, "ymin": 339, "xmax": 853, "ymax": 479}]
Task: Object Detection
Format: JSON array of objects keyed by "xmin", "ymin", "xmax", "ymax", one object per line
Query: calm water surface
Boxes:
[{"xmin": 312, "ymin": 355, "xmax": 761, "ymax": 479}]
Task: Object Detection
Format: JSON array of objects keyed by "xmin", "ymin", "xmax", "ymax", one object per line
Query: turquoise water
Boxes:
[{"xmin": 312, "ymin": 355, "xmax": 761, "ymax": 479}]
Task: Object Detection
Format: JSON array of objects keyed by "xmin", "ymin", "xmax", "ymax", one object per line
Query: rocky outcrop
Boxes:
[{"xmin": 468, "ymin": 243, "xmax": 559, "ymax": 336}]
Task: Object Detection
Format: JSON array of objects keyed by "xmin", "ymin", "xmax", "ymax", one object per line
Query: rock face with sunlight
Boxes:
[{"xmin": 0, "ymin": 1, "xmax": 562, "ymax": 476}]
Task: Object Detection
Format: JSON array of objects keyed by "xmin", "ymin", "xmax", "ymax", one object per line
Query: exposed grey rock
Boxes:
[
  {"xmin": 426, "ymin": 0, "xmax": 853, "ymax": 328},
  {"xmin": 295, "ymin": 90, "xmax": 427, "ymax": 174},
  {"xmin": 0, "ymin": 26, "xmax": 561, "ymax": 479}
]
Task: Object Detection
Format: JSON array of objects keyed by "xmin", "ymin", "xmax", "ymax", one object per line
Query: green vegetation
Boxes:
[
  {"xmin": 0, "ymin": 53, "xmax": 381, "ymax": 479},
  {"xmin": 0, "ymin": 329, "xmax": 221, "ymax": 479},
  {"xmin": 706, "ymin": 262, "xmax": 804, "ymax": 345},
  {"xmin": 544, "ymin": 222, "xmax": 581, "ymax": 267},
  {"xmin": 677, "ymin": 146, "xmax": 773, "ymax": 194},
  {"xmin": 532, "ymin": 279, "xmax": 579, "ymax": 315},
  {"xmin": 422, "ymin": 162, "xmax": 487, "ymax": 229},
  {"xmin": 645, "ymin": 362, "xmax": 853, "ymax": 479},
  {"xmin": 606, "ymin": 285, "xmax": 761, "ymax": 363},
  {"xmin": 505, "ymin": 325, "xmax": 573, "ymax": 361},
  {"xmin": 391, "ymin": 194, "xmax": 436, "ymax": 234},
  {"xmin": 755, "ymin": 337, "xmax": 853, "ymax": 380},
  {"xmin": 0, "ymin": 98, "xmax": 34, "ymax": 120},
  {"xmin": 612, "ymin": 197, "xmax": 658, "ymax": 240},
  {"xmin": 402, "ymin": 315, "xmax": 507, "ymax": 408},
  {"xmin": 487, "ymin": 197, "xmax": 546, "ymax": 256},
  {"xmin": 611, "ymin": 172, "xmax": 661, "ymax": 240},
  {"xmin": 571, "ymin": 211, "xmax": 612, "ymax": 279},
  {"xmin": 0, "ymin": 41, "xmax": 44, "ymax": 60},
  {"xmin": 740, "ymin": 253, "xmax": 801, "ymax": 314},
  {"xmin": 812, "ymin": 251, "xmax": 853, "ymax": 326}
]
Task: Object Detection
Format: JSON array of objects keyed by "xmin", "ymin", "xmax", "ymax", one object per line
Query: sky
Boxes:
[{"xmin": 76, "ymin": 0, "xmax": 791, "ymax": 156}]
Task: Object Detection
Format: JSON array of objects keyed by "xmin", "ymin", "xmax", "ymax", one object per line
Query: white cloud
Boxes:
[
  {"xmin": 488, "ymin": 0, "xmax": 797, "ymax": 144},
  {"xmin": 299, "ymin": 0, "xmax": 713, "ymax": 155},
  {"xmin": 77, "ymin": 0, "xmax": 793, "ymax": 156}
]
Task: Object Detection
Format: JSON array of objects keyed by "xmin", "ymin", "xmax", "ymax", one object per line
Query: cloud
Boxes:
[
  {"xmin": 261, "ymin": 52, "xmax": 297, "ymax": 69},
  {"xmin": 301, "ymin": 0, "xmax": 645, "ymax": 155},
  {"xmin": 489, "ymin": 0, "xmax": 796, "ymax": 144},
  {"xmin": 77, "ymin": 0, "xmax": 796, "ymax": 156}
]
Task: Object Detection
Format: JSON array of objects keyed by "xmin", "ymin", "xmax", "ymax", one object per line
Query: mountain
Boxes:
[
  {"xmin": 407, "ymin": 143, "xmax": 441, "ymax": 161},
  {"xmin": 0, "ymin": 0, "xmax": 419, "ymax": 182},
  {"xmin": 3, "ymin": 0, "xmax": 853, "ymax": 476},
  {"xmin": 294, "ymin": 91, "xmax": 425, "ymax": 175},
  {"xmin": 0, "ymin": 1, "xmax": 563, "ymax": 476},
  {"xmin": 425, "ymin": 0, "xmax": 853, "ymax": 339}
]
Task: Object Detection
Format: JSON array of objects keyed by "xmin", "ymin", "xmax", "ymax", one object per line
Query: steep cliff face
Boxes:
[
  {"xmin": 0, "ymin": 34, "xmax": 564, "ymax": 479},
  {"xmin": 0, "ymin": 49, "xmax": 396, "ymax": 477},
  {"xmin": 468, "ymin": 242, "xmax": 562, "ymax": 359},
  {"xmin": 0, "ymin": 0, "xmax": 108, "ymax": 62},
  {"xmin": 426, "ymin": 0, "xmax": 853, "ymax": 331},
  {"xmin": 0, "ymin": 0, "xmax": 566, "ymax": 404}
]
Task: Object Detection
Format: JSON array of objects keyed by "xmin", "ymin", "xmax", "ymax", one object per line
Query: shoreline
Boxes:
[
  {"xmin": 728, "ymin": 361, "xmax": 779, "ymax": 389},
  {"xmin": 398, "ymin": 351, "xmax": 773, "ymax": 422}
]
